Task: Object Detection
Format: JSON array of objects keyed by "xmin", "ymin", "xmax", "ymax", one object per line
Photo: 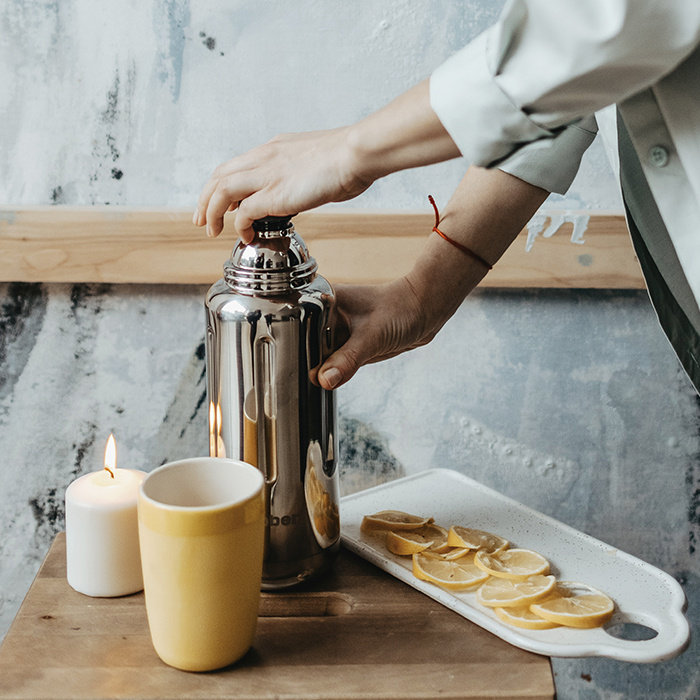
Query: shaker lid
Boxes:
[
  {"xmin": 252, "ymin": 215, "xmax": 296, "ymax": 234},
  {"xmin": 224, "ymin": 216, "xmax": 317, "ymax": 295}
]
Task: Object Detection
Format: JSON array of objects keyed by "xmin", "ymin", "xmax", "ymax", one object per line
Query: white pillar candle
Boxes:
[{"xmin": 65, "ymin": 435, "xmax": 146, "ymax": 597}]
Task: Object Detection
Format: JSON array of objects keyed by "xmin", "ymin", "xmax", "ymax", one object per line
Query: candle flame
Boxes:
[{"xmin": 104, "ymin": 434, "xmax": 117, "ymax": 478}]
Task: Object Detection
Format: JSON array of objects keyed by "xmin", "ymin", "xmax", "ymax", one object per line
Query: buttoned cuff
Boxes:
[{"xmin": 430, "ymin": 29, "xmax": 557, "ymax": 168}]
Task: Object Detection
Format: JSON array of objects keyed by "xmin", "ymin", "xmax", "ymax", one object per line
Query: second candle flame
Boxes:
[{"xmin": 104, "ymin": 434, "xmax": 117, "ymax": 478}]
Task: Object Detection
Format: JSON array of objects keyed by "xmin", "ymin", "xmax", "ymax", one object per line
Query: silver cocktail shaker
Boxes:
[{"xmin": 205, "ymin": 215, "xmax": 340, "ymax": 589}]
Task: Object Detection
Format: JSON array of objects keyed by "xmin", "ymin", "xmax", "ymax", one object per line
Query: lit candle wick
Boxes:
[{"xmin": 104, "ymin": 433, "xmax": 117, "ymax": 479}]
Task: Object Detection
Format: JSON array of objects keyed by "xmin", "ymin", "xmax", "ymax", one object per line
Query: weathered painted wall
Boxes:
[
  {"xmin": 2, "ymin": 2, "xmax": 697, "ymax": 700},
  {"xmin": 0, "ymin": 283, "xmax": 698, "ymax": 700},
  {"xmin": 1, "ymin": 0, "xmax": 620, "ymax": 212}
]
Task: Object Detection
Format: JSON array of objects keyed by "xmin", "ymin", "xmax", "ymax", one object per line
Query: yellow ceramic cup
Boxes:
[{"xmin": 138, "ymin": 457, "xmax": 265, "ymax": 672}]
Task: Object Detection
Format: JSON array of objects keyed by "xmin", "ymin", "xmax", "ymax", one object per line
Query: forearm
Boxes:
[
  {"xmin": 317, "ymin": 166, "xmax": 549, "ymax": 389},
  {"xmin": 195, "ymin": 80, "xmax": 461, "ymax": 241},
  {"xmin": 346, "ymin": 80, "xmax": 462, "ymax": 183},
  {"xmin": 407, "ymin": 166, "xmax": 549, "ymax": 331}
]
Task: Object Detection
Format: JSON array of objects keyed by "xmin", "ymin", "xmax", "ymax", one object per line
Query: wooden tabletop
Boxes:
[{"xmin": 0, "ymin": 534, "xmax": 554, "ymax": 700}]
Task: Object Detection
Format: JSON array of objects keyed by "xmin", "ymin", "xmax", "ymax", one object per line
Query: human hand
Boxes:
[
  {"xmin": 316, "ymin": 278, "xmax": 439, "ymax": 391},
  {"xmin": 193, "ymin": 127, "xmax": 372, "ymax": 243},
  {"xmin": 314, "ymin": 164, "xmax": 551, "ymax": 389},
  {"xmin": 193, "ymin": 80, "xmax": 458, "ymax": 242}
]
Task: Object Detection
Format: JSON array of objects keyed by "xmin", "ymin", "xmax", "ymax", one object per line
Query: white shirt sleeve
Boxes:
[
  {"xmin": 498, "ymin": 115, "xmax": 598, "ymax": 194},
  {"xmin": 431, "ymin": 0, "xmax": 700, "ymax": 170}
]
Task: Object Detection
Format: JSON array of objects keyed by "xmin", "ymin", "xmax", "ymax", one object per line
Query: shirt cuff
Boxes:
[
  {"xmin": 430, "ymin": 29, "xmax": 557, "ymax": 168},
  {"xmin": 498, "ymin": 116, "xmax": 598, "ymax": 194}
]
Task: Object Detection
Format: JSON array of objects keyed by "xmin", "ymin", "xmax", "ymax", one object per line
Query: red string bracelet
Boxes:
[{"xmin": 428, "ymin": 195, "xmax": 493, "ymax": 271}]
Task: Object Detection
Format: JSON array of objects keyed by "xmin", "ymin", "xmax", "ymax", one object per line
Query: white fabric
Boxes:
[
  {"xmin": 497, "ymin": 114, "xmax": 597, "ymax": 195},
  {"xmin": 430, "ymin": 0, "xmax": 700, "ymax": 304}
]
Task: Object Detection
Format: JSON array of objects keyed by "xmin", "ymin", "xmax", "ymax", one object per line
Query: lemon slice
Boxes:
[
  {"xmin": 439, "ymin": 547, "xmax": 471, "ymax": 561},
  {"xmin": 386, "ymin": 530, "xmax": 433, "ymax": 555},
  {"xmin": 494, "ymin": 606, "xmax": 561, "ymax": 630},
  {"xmin": 476, "ymin": 574, "xmax": 556, "ymax": 608},
  {"xmin": 386, "ymin": 523, "xmax": 450, "ymax": 555},
  {"xmin": 447, "ymin": 525, "xmax": 509, "ymax": 553},
  {"xmin": 361, "ymin": 510, "xmax": 433, "ymax": 532},
  {"xmin": 474, "ymin": 548, "xmax": 550, "ymax": 580},
  {"xmin": 530, "ymin": 582, "xmax": 614, "ymax": 628},
  {"xmin": 412, "ymin": 552, "xmax": 489, "ymax": 591},
  {"xmin": 419, "ymin": 523, "xmax": 451, "ymax": 552}
]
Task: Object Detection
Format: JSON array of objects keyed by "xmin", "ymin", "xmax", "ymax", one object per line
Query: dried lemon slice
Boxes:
[
  {"xmin": 530, "ymin": 582, "xmax": 614, "ymax": 629},
  {"xmin": 474, "ymin": 548, "xmax": 550, "ymax": 580},
  {"xmin": 361, "ymin": 510, "xmax": 433, "ymax": 532},
  {"xmin": 386, "ymin": 530, "xmax": 433, "ymax": 555},
  {"xmin": 476, "ymin": 574, "xmax": 556, "ymax": 608},
  {"xmin": 362, "ymin": 510, "xmax": 615, "ymax": 632},
  {"xmin": 438, "ymin": 547, "xmax": 471, "ymax": 561},
  {"xmin": 419, "ymin": 523, "xmax": 451, "ymax": 552},
  {"xmin": 412, "ymin": 552, "xmax": 489, "ymax": 591},
  {"xmin": 386, "ymin": 523, "xmax": 449, "ymax": 556},
  {"xmin": 447, "ymin": 526, "xmax": 508, "ymax": 553},
  {"xmin": 494, "ymin": 606, "xmax": 561, "ymax": 630}
]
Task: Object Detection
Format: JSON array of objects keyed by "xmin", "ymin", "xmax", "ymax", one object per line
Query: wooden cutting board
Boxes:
[{"xmin": 0, "ymin": 534, "xmax": 554, "ymax": 700}]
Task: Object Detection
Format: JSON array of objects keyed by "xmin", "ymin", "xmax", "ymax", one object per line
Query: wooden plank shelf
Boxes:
[{"xmin": 0, "ymin": 207, "xmax": 641, "ymax": 288}]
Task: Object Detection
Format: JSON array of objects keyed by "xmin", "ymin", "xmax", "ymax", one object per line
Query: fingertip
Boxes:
[
  {"xmin": 234, "ymin": 211, "xmax": 253, "ymax": 242},
  {"xmin": 319, "ymin": 366, "xmax": 343, "ymax": 390},
  {"xmin": 234, "ymin": 214, "xmax": 255, "ymax": 244},
  {"xmin": 206, "ymin": 223, "xmax": 221, "ymax": 238}
]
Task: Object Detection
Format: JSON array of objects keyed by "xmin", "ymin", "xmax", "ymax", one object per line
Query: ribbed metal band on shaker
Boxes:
[{"xmin": 223, "ymin": 258, "xmax": 318, "ymax": 295}]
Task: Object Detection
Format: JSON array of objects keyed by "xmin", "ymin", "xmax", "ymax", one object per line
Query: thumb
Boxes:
[{"xmin": 318, "ymin": 338, "xmax": 367, "ymax": 390}]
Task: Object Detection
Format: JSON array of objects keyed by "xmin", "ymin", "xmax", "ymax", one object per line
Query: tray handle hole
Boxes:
[{"xmin": 605, "ymin": 621, "xmax": 658, "ymax": 641}]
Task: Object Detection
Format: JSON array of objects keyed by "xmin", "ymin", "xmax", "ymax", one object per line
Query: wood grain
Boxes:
[
  {"xmin": 0, "ymin": 534, "xmax": 554, "ymax": 700},
  {"xmin": 0, "ymin": 206, "xmax": 642, "ymax": 288}
]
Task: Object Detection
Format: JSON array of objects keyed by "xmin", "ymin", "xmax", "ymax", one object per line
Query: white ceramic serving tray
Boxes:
[{"xmin": 340, "ymin": 469, "xmax": 689, "ymax": 663}]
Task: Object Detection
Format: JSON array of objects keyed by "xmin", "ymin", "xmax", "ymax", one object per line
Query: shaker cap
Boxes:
[
  {"xmin": 252, "ymin": 215, "xmax": 296, "ymax": 233},
  {"xmin": 224, "ymin": 216, "xmax": 317, "ymax": 295}
]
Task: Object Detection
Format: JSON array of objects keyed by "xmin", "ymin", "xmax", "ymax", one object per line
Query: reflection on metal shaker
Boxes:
[{"xmin": 205, "ymin": 215, "xmax": 340, "ymax": 589}]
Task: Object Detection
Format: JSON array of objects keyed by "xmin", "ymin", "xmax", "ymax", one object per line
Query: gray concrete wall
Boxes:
[
  {"xmin": 0, "ymin": 283, "xmax": 698, "ymax": 699},
  {"xmin": 1, "ymin": 1, "xmax": 698, "ymax": 698},
  {"xmin": 1, "ymin": 0, "xmax": 620, "ymax": 212}
]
